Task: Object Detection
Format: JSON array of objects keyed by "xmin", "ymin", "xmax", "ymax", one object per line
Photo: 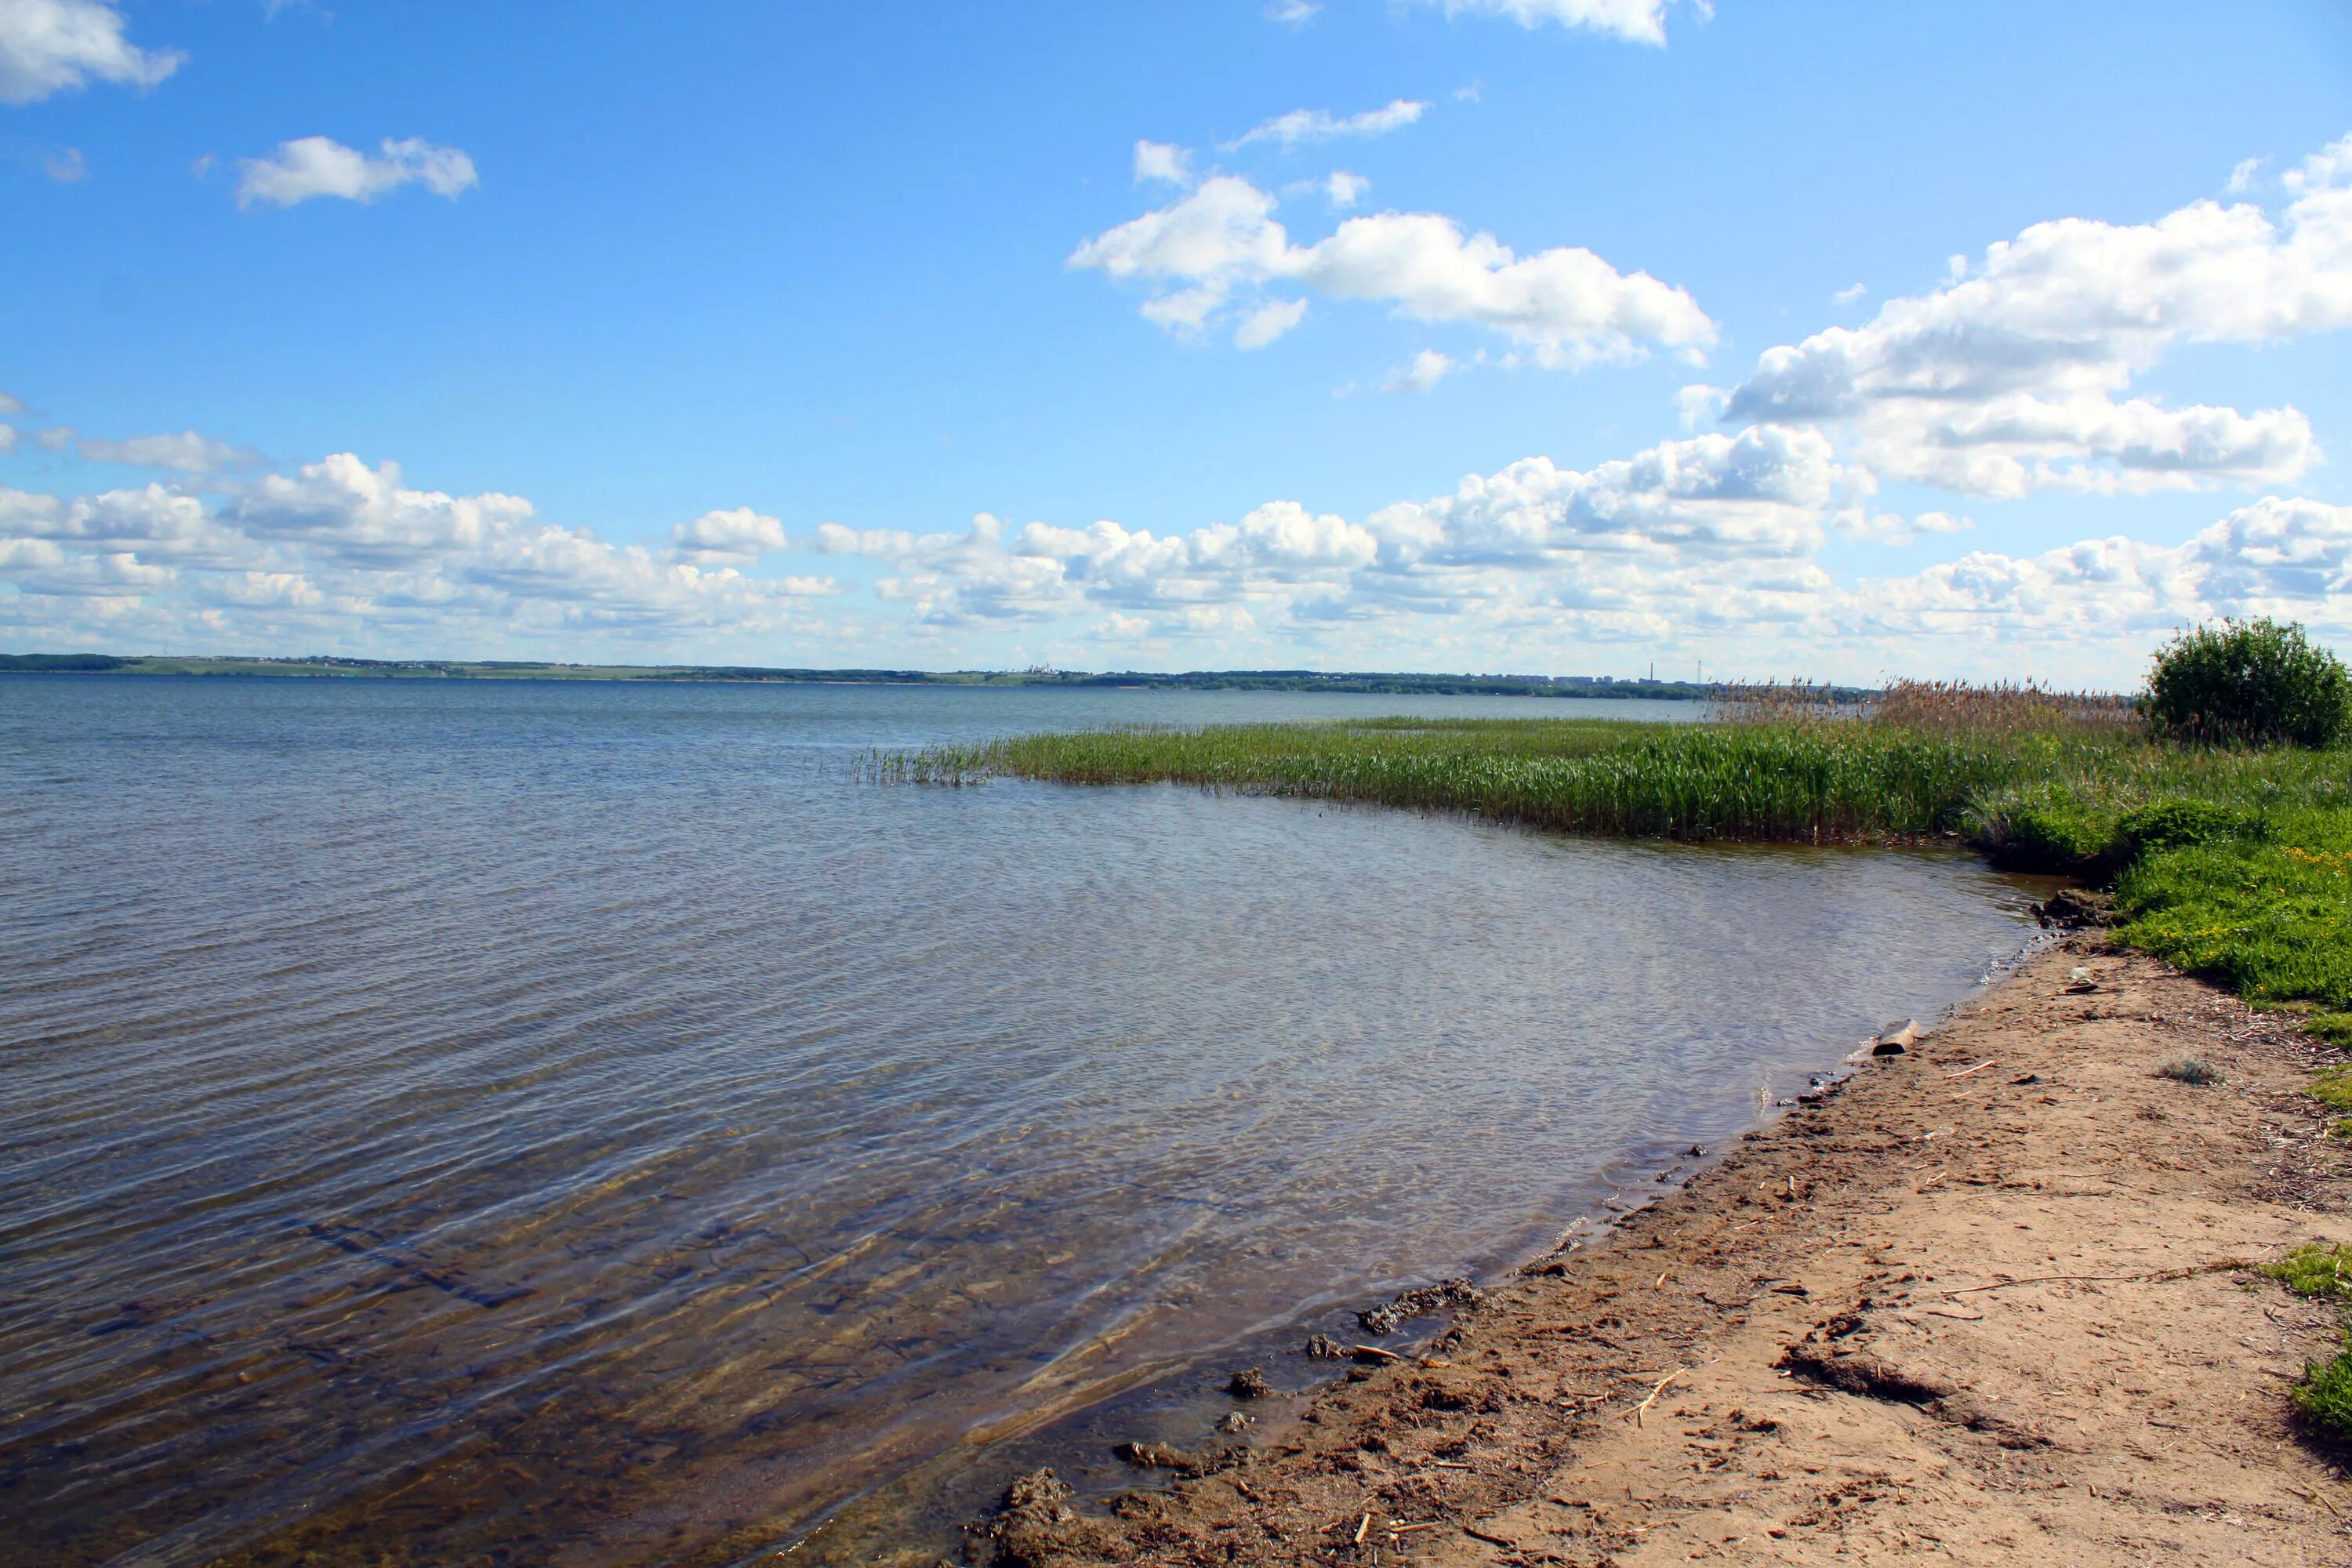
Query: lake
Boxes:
[{"xmin": 0, "ymin": 677, "xmax": 2050, "ymax": 1566}]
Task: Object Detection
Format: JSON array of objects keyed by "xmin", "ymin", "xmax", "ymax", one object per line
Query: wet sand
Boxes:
[{"xmin": 989, "ymin": 940, "xmax": 2352, "ymax": 1566}]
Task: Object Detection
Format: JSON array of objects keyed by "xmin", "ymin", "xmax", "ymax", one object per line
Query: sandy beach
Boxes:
[{"xmin": 991, "ymin": 939, "xmax": 2352, "ymax": 1566}]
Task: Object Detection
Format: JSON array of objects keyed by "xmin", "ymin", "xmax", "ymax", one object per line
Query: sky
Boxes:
[{"xmin": 2, "ymin": 0, "xmax": 2350, "ymax": 684}]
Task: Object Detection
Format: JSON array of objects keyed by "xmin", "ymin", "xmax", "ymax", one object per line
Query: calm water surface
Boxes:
[{"xmin": 1, "ymin": 677, "xmax": 2047, "ymax": 1565}]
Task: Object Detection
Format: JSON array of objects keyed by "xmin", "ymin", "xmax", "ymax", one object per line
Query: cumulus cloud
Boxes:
[
  {"xmin": 793, "ymin": 426, "xmax": 1861, "ymax": 647},
  {"xmin": 0, "ymin": 0, "xmax": 182, "ymax": 105},
  {"xmin": 34, "ymin": 426, "xmax": 74, "ymax": 452},
  {"xmin": 1133, "ymin": 140, "xmax": 1191, "ymax": 187},
  {"xmin": 1324, "ymin": 171, "xmax": 1369, "ymax": 209},
  {"xmin": 1265, "ymin": 0, "xmax": 1319, "ymax": 24},
  {"xmin": 235, "ymin": 136, "xmax": 479, "ymax": 209},
  {"xmin": 1846, "ymin": 497, "xmax": 2352, "ymax": 648},
  {"xmin": 1414, "ymin": 0, "xmax": 1691, "ymax": 46},
  {"xmin": 1715, "ymin": 132, "xmax": 2352, "ymax": 497},
  {"xmin": 670, "ymin": 506, "xmax": 789, "ymax": 564},
  {"xmin": 1071, "ymin": 174, "xmax": 1715, "ymax": 366},
  {"xmin": 0, "ymin": 456, "xmax": 835, "ymax": 650},
  {"xmin": 1225, "ymin": 98, "xmax": 1427, "ymax": 151},
  {"xmin": 80, "ymin": 430, "xmax": 259, "ymax": 474}
]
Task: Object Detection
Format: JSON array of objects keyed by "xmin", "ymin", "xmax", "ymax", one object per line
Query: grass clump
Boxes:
[
  {"xmin": 2154, "ymin": 1056, "xmax": 2223, "ymax": 1086},
  {"xmin": 2266, "ymin": 1244, "xmax": 2352, "ymax": 1298},
  {"xmin": 2145, "ymin": 617, "xmax": 2352, "ymax": 750},
  {"xmin": 2266, "ymin": 1247, "xmax": 2352, "ymax": 1439},
  {"xmin": 2291, "ymin": 1341, "xmax": 2352, "ymax": 1440}
]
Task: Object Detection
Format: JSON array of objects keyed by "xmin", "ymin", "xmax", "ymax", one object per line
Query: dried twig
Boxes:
[
  {"xmin": 1943, "ymin": 1060, "xmax": 1997, "ymax": 1080},
  {"xmin": 1944, "ymin": 1258, "xmax": 2251, "ymax": 1298},
  {"xmin": 1630, "ymin": 1368, "xmax": 1682, "ymax": 1426}
]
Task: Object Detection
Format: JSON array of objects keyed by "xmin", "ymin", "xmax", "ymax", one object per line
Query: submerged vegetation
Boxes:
[{"xmin": 882, "ymin": 636, "xmax": 2352, "ymax": 1040}]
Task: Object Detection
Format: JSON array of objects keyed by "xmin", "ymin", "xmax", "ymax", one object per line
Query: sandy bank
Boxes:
[{"xmin": 988, "ymin": 942, "xmax": 2352, "ymax": 1566}]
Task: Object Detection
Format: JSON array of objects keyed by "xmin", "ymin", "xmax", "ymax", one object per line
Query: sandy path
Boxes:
[{"xmin": 989, "ymin": 942, "xmax": 2352, "ymax": 1566}]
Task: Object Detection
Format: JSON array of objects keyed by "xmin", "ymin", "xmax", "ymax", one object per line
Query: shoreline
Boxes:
[{"xmin": 986, "ymin": 939, "xmax": 2352, "ymax": 1566}]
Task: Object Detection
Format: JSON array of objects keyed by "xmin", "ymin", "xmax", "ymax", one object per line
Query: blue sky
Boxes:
[{"xmin": 3, "ymin": 0, "xmax": 2350, "ymax": 683}]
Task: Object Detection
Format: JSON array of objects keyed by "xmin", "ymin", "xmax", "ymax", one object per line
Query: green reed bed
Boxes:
[
  {"xmin": 887, "ymin": 719, "xmax": 2020, "ymax": 843},
  {"xmin": 881, "ymin": 706, "xmax": 2352, "ymax": 1034}
]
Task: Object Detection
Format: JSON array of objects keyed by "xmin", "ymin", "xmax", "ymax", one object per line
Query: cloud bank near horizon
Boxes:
[{"xmin": 5, "ymin": 131, "xmax": 2352, "ymax": 684}]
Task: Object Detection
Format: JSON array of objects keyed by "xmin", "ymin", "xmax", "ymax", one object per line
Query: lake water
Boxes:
[{"xmin": 0, "ymin": 677, "xmax": 2049, "ymax": 1566}]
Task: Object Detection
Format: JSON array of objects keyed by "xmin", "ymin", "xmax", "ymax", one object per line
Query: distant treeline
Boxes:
[
  {"xmin": 0, "ymin": 653, "xmax": 130, "ymax": 671},
  {"xmin": 0, "ymin": 653, "xmax": 1777, "ymax": 699}
]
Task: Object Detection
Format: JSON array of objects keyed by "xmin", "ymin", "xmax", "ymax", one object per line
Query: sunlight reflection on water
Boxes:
[{"xmin": 0, "ymin": 677, "xmax": 2045, "ymax": 1565}]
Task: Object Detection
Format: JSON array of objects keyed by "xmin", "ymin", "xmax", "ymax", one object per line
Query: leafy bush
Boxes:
[{"xmin": 2144, "ymin": 619, "xmax": 2351, "ymax": 749}]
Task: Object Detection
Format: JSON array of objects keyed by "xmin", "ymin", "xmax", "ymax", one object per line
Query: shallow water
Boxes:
[{"xmin": 0, "ymin": 677, "xmax": 2047, "ymax": 1566}]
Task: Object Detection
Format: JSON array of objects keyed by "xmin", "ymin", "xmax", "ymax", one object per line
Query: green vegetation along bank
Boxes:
[{"xmin": 888, "ymin": 694, "xmax": 2352, "ymax": 1044}]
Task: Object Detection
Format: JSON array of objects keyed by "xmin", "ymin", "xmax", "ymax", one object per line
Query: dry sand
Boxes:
[{"xmin": 987, "ymin": 941, "xmax": 2352, "ymax": 1566}]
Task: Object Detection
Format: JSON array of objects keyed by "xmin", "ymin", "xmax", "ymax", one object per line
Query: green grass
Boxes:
[
  {"xmin": 884, "ymin": 712, "xmax": 2352, "ymax": 1030},
  {"xmin": 2266, "ymin": 1247, "xmax": 2352, "ymax": 1440},
  {"xmin": 2291, "ymin": 1341, "xmax": 2352, "ymax": 1441},
  {"xmin": 2265, "ymin": 1244, "xmax": 2352, "ymax": 1299},
  {"xmin": 887, "ymin": 718, "xmax": 2020, "ymax": 842}
]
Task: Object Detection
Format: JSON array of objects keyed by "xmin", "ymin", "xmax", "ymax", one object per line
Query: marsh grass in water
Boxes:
[{"xmin": 880, "ymin": 680, "xmax": 2352, "ymax": 1035}]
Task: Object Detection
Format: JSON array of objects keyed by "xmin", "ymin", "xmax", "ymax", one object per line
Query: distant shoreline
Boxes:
[{"xmin": 0, "ymin": 653, "xmax": 1747, "ymax": 701}]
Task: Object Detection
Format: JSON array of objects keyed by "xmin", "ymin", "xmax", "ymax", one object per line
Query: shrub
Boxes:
[
  {"xmin": 2155, "ymin": 1056, "xmax": 2222, "ymax": 1086},
  {"xmin": 2143, "ymin": 619, "xmax": 2351, "ymax": 749}
]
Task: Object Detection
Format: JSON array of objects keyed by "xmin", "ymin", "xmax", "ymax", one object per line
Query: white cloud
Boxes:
[
  {"xmin": 1226, "ymin": 98, "xmax": 1427, "ymax": 151},
  {"xmin": 235, "ymin": 136, "xmax": 479, "ymax": 210},
  {"xmin": 1835, "ymin": 508, "xmax": 1974, "ymax": 546},
  {"xmin": 80, "ymin": 430, "xmax": 258, "ymax": 473},
  {"xmin": 1071, "ymin": 174, "xmax": 1715, "ymax": 366},
  {"xmin": 191, "ymin": 151, "xmax": 215, "ymax": 180},
  {"xmin": 0, "ymin": 0, "xmax": 181, "ymax": 105},
  {"xmin": 1383, "ymin": 349, "xmax": 1454, "ymax": 393},
  {"xmin": 34, "ymin": 426, "xmax": 74, "ymax": 452},
  {"xmin": 1717, "ymin": 132, "xmax": 2352, "ymax": 497},
  {"xmin": 1847, "ymin": 497, "xmax": 2352, "ymax": 648},
  {"xmin": 0, "ymin": 392, "xmax": 24, "ymax": 416},
  {"xmin": 1324, "ymin": 171, "xmax": 1369, "ymax": 209},
  {"xmin": 1831, "ymin": 281, "xmax": 1866, "ymax": 305},
  {"xmin": 2227, "ymin": 156, "xmax": 2265, "ymax": 195},
  {"xmin": 0, "ymin": 425, "xmax": 13, "ymax": 452},
  {"xmin": 0, "ymin": 455, "xmax": 841, "ymax": 653},
  {"xmin": 670, "ymin": 506, "xmax": 789, "ymax": 564},
  {"xmin": 9, "ymin": 429, "xmax": 2352, "ymax": 677},
  {"xmin": 1132, "ymin": 140, "xmax": 1191, "ymax": 187},
  {"xmin": 1265, "ymin": 0, "xmax": 1319, "ymax": 24},
  {"xmin": 43, "ymin": 146, "xmax": 85, "ymax": 181},
  {"xmin": 1415, "ymin": 0, "xmax": 1692, "ymax": 46},
  {"xmin": 1234, "ymin": 296, "xmax": 1308, "ymax": 349}
]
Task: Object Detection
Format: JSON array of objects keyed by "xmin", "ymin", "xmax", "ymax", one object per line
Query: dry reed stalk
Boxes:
[{"xmin": 1869, "ymin": 678, "xmax": 2140, "ymax": 738}]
